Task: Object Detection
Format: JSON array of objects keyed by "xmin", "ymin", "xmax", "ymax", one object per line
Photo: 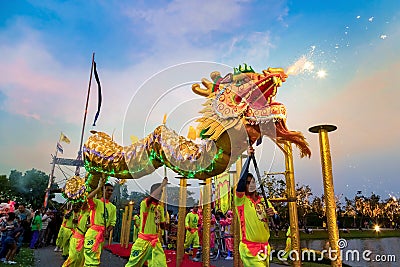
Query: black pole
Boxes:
[
  {"xmin": 75, "ymin": 53, "xmax": 95, "ymax": 176},
  {"xmin": 250, "ymin": 154, "xmax": 270, "ymax": 208},
  {"xmin": 250, "ymin": 154, "xmax": 276, "ymax": 229}
]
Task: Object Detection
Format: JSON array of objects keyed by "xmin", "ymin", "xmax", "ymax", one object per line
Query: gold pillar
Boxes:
[
  {"xmin": 176, "ymin": 178, "xmax": 187, "ymax": 267},
  {"xmin": 283, "ymin": 141, "xmax": 301, "ymax": 267},
  {"xmin": 120, "ymin": 205, "xmax": 128, "ymax": 246},
  {"xmin": 108, "ymin": 229, "xmax": 113, "ymax": 245},
  {"xmin": 159, "ymin": 188, "xmax": 166, "ymax": 244},
  {"xmin": 202, "ymin": 178, "xmax": 212, "ymax": 267},
  {"xmin": 233, "ymin": 157, "xmax": 244, "ymax": 267},
  {"xmin": 309, "ymin": 125, "xmax": 341, "ymax": 266},
  {"xmin": 215, "ymin": 176, "xmax": 221, "ymax": 211},
  {"xmin": 125, "ymin": 201, "xmax": 134, "ymax": 248}
]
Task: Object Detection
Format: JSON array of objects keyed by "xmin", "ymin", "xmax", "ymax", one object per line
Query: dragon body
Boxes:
[{"xmin": 82, "ymin": 65, "xmax": 311, "ymax": 190}]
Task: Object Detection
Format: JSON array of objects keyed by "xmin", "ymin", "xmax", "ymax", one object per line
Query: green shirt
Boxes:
[
  {"xmin": 88, "ymin": 198, "xmax": 116, "ymax": 227},
  {"xmin": 234, "ymin": 192, "xmax": 272, "ymax": 243},
  {"xmin": 185, "ymin": 211, "xmax": 199, "ymax": 229},
  {"xmin": 140, "ymin": 198, "xmax": 165, "ymax": 235},
  {"xmin": 31, "ymin": 215, "xmax": 42, "ymax": 231},
  {"xmin": 65, "ymin": 211, "xmax": 80, "ymax": 229},
  {"xmin": 133, "ymin": 214, "xmax": 140, "ymax": 228},
  {"xmin": 76, "ymin": 210, "xmax": 90, "ymax": 235}
]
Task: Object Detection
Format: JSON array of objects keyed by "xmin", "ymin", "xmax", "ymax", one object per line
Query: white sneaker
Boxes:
[
  {"xmin": 54, "ymin": 246, "xmax": 59, "ymax": 252},
  {"xmin": 7, "ymin": 260, "xmax": 17, "ymax": 264},
  {"xmin": 225, "ymin": 256, "xmax": 233, "ymax": 260}
]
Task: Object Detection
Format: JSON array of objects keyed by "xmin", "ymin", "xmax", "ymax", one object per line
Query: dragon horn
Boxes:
[{"xmin": 192, "ymin": 82, "xmax": 211, "ymax": 97}]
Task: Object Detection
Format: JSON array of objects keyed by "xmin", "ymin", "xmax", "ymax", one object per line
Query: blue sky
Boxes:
[{"xmin": 1, "ymin": 0, "xmax": 399, "ymax": 202}]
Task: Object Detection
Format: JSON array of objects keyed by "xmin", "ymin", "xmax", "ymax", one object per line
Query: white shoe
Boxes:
[
  {"xmin": 225, "ymin": 256, "xmax": 233, "ymax": 260},
  {"xmin": 54, "ymin": 247, "xmax": 59, "ymax": 252},
  {"xmin": 7, "ymin": 260, "xmax": 17, "ymax": 264}
]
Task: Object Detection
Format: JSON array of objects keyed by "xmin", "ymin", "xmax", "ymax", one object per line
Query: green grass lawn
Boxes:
[{"xmin": 0, "ymin": 246, "xmax": 34, "ymax": 267}]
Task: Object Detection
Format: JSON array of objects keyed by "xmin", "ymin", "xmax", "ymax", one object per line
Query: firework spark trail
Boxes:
[
  {"xmin": 286, "ymin": 55, "xmax": 315, "ymax": 76},
  {"xmin": 286, "ymin": 45, "xmax": 330, "ymax": 79}
]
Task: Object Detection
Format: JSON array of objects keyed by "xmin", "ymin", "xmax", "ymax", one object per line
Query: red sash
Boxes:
[
  {"xmin": 242, "ymin": 239, "xmax": 269, "ymax": 257},
  {"xmin": 138, "ymin": 233, "xmax": 159, "ymax": 248},
  {"xmin": 72, "ymin": 230, "xmax": 85, "ymax": 251},
  {"xmin": 90, "ymin": 224, "xmax": 106, "ymax": 252}
]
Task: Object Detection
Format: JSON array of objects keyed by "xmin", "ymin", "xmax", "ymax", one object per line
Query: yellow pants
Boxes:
[
  {"xmin": 282, "ymin": 237, "xmax": 292, "ymax": 260},
  {"xmin": 61, "ymin": 228, "xmax": 73, "ymax": 257},
  {"xmin": 125, "ymin": 238, "xmax": 167, "ymax": 267},
  {"xmin": 62, "ymin": 235, "xmax": 85, "ymax": 267},
  {"xmin": 133, "ymin": 228, "xmax": 139, "ymax": 243},
  {"xmin": 184, "ymin": 230, "xmax": 200, "ymax": 249},
  {"xmin": 56, "ymin": 226, "xmax": 65, "ymax": 248},
  {"xmin": 239, "ymin": 242, "xmax": 270, "ymax": 267},
  {"xmin": 83, "ymin": 228, "xmax": 104, "ymax": 267}
]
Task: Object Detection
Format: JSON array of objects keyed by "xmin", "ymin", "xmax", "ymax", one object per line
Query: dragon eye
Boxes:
[{"xmin": 232, "ymin": 95, "xmax": 242, "ymax": 104}]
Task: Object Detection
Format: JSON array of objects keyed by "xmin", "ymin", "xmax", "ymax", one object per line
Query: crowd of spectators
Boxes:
[{"xmin": 0, "ymin": 202, "xmax": 63, "ymax": 265}]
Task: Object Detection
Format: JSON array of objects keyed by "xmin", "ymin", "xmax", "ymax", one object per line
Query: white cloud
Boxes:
[
  {"xmin": 0, "ymin": 23, "xmax": 89, "ymax": 123},
  {"xmin": 219, "ymin": 31, "xmax": 274, "ymax": 69},
  {"xmin": 124, "ymin": 0, "xmax": 243, "ymax": 38}
]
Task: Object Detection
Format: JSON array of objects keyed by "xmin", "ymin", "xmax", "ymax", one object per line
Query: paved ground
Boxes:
[
  {"xmin": 34, "ymin": 245, "xmax": 127, "ymax": 267},
  {"xmin": 34, "ymin": 245, "xmax": 284, "ymax": 266}
]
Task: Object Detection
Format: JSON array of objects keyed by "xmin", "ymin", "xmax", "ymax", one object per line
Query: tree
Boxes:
[
  {"xmin": 128, "ymin": 191, "xmax": 148, "ymax": 211},
  {"xmin": 296, "ymin": 184, "xmax": 313, "ymax": 228},
  {"xmin": 7, "ymin": 168, "xmax": 57, "ymax": 209},
  {"xmin": 262, "ymin": 175, "xmax": 288, "ymax": 221},
  {"xmin": 163, "ymin": 186, "xmax": 196, "ymax": 215},
  {"xmin": 121, "ymin": 184, "xmax": 130, "ymax": 201},
  {"xmin": 263, "ymin": 176, "xmax": 287, "ymax": 199},
  {"xmin": 383, "ymin": 197, "xmax": 399, "ymax": 226},
  {"xmin": 0, "ymin": 175, "xmax": 11, "ymax": 192},
  {"xmin": 312, "ymin": 196, "xmax": 325, "ymax": 219},
  {"xmin": 0, "ymin": 174, "xmax": 24, "ymax": 204},
  {"xmin": 344, "ymin": 197, "xmax": 357, "ymax": 227}
]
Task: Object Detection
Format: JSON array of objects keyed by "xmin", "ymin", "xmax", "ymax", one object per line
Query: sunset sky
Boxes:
[{"xmin": 1, "ymin": 0, "xmax": 399, "ymax": 203}]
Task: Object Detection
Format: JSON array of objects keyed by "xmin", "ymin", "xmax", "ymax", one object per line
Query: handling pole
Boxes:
[
  {"xmin": 202, "ymin": 178, "xmax": 212, "ymax": 267},
  {"xmin": 75, "ymin": 52, "xmax": 95, "ymax": 176},
  {"xmin": 43, "ymin": 134, "xmax": 61, "ymax": 208},
  {"xmin": 176, "ymin": 177, "xmax": 187, "ymax": 267},
  {"xmin": 233, "ymin": 157, "xmax": 244, "ymax": 267}
]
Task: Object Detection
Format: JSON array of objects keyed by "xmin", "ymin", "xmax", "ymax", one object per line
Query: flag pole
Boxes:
[
  {"xmin": 44, "ymin": 133, "xmax": 62, "ymax": 208},
  {"xmin": 75, "ymin": 52, "xmax": 95, "ymax": 176}
]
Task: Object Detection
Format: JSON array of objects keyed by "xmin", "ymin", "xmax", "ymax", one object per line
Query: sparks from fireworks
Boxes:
[
  {"xmin": 286, "ymin": 46, "xmax": 328, "ymax": 79},
  {"xmin": 317, "ymin": 70, "xmax": 327, "ymax": 78},
  {"xmin": 286, "ymin": 55, "xmax": 314, "ymax": 76}
]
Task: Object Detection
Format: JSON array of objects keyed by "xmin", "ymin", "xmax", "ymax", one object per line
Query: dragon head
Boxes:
[
  {"xmin": 192, "ymin": 64, "xmax": 310, "ymax": 158},
  {"xmin": 192, "ymin": 65, "xmax": 288, "ymax": 140}
]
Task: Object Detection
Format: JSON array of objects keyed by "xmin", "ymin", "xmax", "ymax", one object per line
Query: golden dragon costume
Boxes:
[{"xmin": 64, "ymin": 65, "xmax": 311, "ymax": 198}]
